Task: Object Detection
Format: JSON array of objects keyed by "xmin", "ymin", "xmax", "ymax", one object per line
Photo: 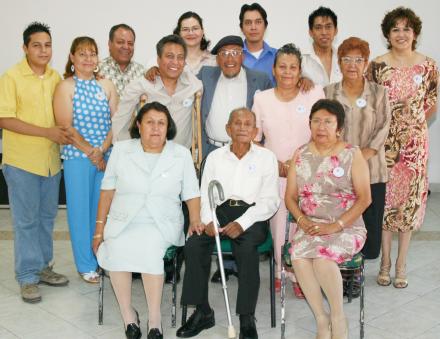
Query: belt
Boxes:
[
  {"xmin": 223, "ymin": 199, "xmax": 254, "ymax": 207},
  {"xmin": 207, "ymin": 137, "xmax": 228, "ymax": 147}
]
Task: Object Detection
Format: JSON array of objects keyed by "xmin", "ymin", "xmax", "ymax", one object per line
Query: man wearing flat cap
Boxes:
[{"xmin": 198, "ymin": 35, "xmax": 272, "ymax": 157}]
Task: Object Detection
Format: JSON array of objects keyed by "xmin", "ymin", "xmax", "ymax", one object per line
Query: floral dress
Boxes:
[
  {"xmin": 368, "ymin": 58, "xmax": 438, "ymax": 232},
  {"xmin": 291, "ymin": 144, "xmax": 366, "ymax": 264}
]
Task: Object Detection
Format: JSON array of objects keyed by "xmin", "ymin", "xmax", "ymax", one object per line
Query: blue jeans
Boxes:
[
  {"xmin": 3, "ymin": 164, "xmax": 61, "ymax": 285},
  {"xmin": 63, "ymin": 158, "xmax": 105, "ymax": 273}
]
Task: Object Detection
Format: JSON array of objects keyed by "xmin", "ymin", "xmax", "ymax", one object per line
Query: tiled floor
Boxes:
[{"xmin": 0, "ymin": 193, "xmax": 439, "ymax": 339}]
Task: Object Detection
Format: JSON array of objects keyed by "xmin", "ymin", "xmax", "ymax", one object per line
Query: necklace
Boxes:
[{"xmin": 313, "ymin": 141, "xmax": 338, "ymax": 156}]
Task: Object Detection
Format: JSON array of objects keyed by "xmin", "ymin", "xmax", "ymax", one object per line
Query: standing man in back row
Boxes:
[
  {"xmin": 302, "ymin": 6, "xmax": 342, "ymax": 86},
  {"xmin": 239, "ymin": 3, "xmax": 277, "ymax": 85},
  {"xmin": 99, "ymin": 23, "xmax": 146, "ymax": 98},
  {"xmin": 0, "ymin": 22, "xmax": 71, "ymax": 303}
]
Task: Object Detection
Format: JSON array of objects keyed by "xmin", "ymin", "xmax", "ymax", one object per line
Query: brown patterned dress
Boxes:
[{"xmin": 368, "ymin": 58, "xmax": 438, "ymax": 232}]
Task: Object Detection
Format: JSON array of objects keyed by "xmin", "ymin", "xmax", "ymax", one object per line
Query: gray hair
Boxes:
[
  {"xmin": 227, "ymin": 107, "xmax": 256, "ymax": 126},
  {"xmin": 274, "ymin": 43, "xmax": 302, "ymax": 68}
]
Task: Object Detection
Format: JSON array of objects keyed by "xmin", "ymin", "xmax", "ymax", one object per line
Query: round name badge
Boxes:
[
  {"xmin": 95, "ymin": 91, "xmax": 106, "ymax": 101},
  {"xmin": 183, "ymin": 98, "xmax": 194, "ymax": 107},
  {"xmin": 333, "ymin": 166, "xmax": 345, "ymax": 177},
  {"xmin": 356, "ymin": 98, "xmax": 367, "ymax": 108},
  {"xmin": 296, "ymin": 104, "xmax": 306, "ymax": 114},
  {"xmin": 413, "ymin": 74, "xmax": 423, "ymax": 85}
]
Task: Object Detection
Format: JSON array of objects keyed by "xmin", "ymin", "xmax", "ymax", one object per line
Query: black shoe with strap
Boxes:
[
  {"xmin": 239, "ymin": 314, "xmax": 258, "ymax": 339},
  {"xmin": 176, "ymin": 308, "xmax": 215, "ymax": 338}
]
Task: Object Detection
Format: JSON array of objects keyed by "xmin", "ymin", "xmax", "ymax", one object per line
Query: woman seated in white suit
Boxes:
[{"xmin": 92, "ymin": 101, "xmax": 201, "ymax": 339}]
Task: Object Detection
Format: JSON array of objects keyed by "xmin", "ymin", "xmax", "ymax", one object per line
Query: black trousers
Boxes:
[
  {"xmin": 361, "ymin": 183, "xmax": 386, "ymax": 259},
  {"xmin": 181, "ymin": 201, "xmax": 268, "ymax": 315}
]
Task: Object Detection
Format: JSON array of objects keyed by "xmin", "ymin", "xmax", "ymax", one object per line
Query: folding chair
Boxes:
[
  {"xmin": 98, "ymin": 245, "xmax": 180, "ymax": 328},
  {"xmin": 280, "ymin": 214, "xmax": 365, "ymax": 339}
]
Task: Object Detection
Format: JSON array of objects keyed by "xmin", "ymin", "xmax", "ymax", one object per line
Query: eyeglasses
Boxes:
[
  {"xmin": 310, "ymin": 118, "xmax": 337, "ymax": 127},
  {"xmin": 218, "ymin": 50, "xmax": 243, "ymax": 58},
  {"xmin": 180, "ymin": 26, "xmax": 201, "ymax": 34},
  {"xmin": 341, "ymin": 56, "xmax": 365, "ymax": 65}
]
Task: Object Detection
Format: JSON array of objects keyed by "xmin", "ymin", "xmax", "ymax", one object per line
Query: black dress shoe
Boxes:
[
  {"xmin": 176, "ymin": 309, "xmax": 215, "ymax": 338},
  {"xmin": 211, "ymin": 268, "xmax": 238, "ymax": 283},
  {"xmin": 239, "ymin": 314, "xmax": 258, "ymax": 339},
  {"xmin": 125, "ymin": 309, "xmax": 141, "ymax": 339},
  {"xmin": 165, "ymin": 270, "xmax": 180, "ymax": 284},
  {"xmin": 147, "ymin": 327, "xmax": 163, "ymax": 339}
]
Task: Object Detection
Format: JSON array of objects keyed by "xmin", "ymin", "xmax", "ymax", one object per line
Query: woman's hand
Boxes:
[
  {"xmin": 278, "ymin": 160, "xmax": 289, "ymax": 177},
  {"xmin": 92, "ymin": 236, "xmax": 103, "ymax": 255},
  {"xmin": 303, "ymin": 221, "xmax": 341, "ymax": 236},
  {"xmin": 297, "ymin": 76, "xmax": 315, "ymax": 92},
  {"xmin": 188, "ymin": 220, "xmax": 205, "ymax": 236}
]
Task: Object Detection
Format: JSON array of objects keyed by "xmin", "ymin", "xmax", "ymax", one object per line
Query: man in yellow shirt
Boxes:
[{"xmin": 0, "ymin": 22, "xmax": 72, "ymax": 303}]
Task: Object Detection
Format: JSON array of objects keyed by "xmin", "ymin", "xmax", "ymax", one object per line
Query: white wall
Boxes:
[{"xmin": 1, "ymin": 0, "xmax": 439, "ymax": 185}]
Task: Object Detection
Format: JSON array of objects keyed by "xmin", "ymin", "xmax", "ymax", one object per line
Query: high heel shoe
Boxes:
[
  {"xmin": 125, "ymin": 309, "xmax": 141, "ymax": 339},
  {"xmin": 376, "ymin": 259, "xmax": 391, "ymax": 286},
  {"xmin": 316, "ymin": 314, "xmax": 331, "ymax": 339},
  {"xmin": 331, "ymin": 317, "xmax": 348, "ymax": 339},
  {"xmin": 393, "ymin": 264, "xmax": 408, "ymax": 288}
]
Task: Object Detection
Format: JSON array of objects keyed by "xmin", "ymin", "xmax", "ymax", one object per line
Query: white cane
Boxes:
[{"xmin": 208, "ymin": 180, "xmax": 236, "ymax": 339}]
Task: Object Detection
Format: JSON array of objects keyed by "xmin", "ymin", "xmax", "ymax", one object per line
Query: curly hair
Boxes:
[
  {"xmin": 381, "ymin": 7, "xmax": 422, "ymax": 50},
  {"xmin": 337, "ymin": 37, "xmax": 370, "ymax": 62}
]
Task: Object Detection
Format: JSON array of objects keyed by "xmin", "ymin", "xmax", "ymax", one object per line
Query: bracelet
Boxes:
[
  {"xmin": 296, "ymin": 215, "xmax": 304, "ymax": 226},
  {"xmin": 96, "ymin": 220, "xmax": 104, "ymax": 224},
  {"xmin": 93, "ymin": 234, "xmax": 103, "ymax": 239},
  {"xmin": 336, "ymin": 219, "xmax": 345, "ymax": 231},
  {"xmin": 98, "ymin": 146, "xmax": 104, "ymax": 153}
]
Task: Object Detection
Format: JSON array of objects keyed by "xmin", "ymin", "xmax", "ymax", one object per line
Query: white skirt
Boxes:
[{"xmin": 97, "ymin": 208, "xmax": 172, "ymax": 274}]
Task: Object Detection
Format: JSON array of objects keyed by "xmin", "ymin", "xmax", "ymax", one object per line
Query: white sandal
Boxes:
[{"xmin": 79, "ymin": 271, "xmax": 100, "ymax": 284}]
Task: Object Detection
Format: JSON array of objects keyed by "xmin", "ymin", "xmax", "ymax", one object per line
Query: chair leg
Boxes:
[
  {"xmin": 347, "ymin": 269, "xmax": 354, "ymax": 303},
  {"xmin": 98, "ymin": 269, "xmax": 104, "ymax": 325},
  {"xmin": 269, "ymin": 249, "xmax": 276, "ymax": 328},
  {"xmin": 360, "ymin": 261, "xmax": 365, "ymax": 339},
  {"xmin": 181, "ymin": 305, "xmax": 187, "ymax": 326},
  {"xmin": 171, "ymin": 254, "xmax": 178, "ymax": 328},
  {"xmin": 280, "ymin": 262, "xmax": 286, "ymax": 339}
]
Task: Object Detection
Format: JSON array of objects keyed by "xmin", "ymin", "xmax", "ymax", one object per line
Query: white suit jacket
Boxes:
[{"xmin": 101, "ymin": 139, "xmax": 200, "ymax": 246}]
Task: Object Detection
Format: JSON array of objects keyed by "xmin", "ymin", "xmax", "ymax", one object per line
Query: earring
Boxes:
[
  {"xmin": 70, "ymin": 64, "xmax": 75, "ymax": 72},
  {"xmin": 336, "ymin": 131, "xmax": 341, "ymax": 137},
  {"xmin": 94, "ymin": 65, "xmax": 99, "ymax": 73}
]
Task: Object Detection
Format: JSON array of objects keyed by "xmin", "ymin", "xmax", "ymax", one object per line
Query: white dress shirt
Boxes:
[
  {"xmin": 200, "ymin": 143, "xmax": 280, "ymax": 231},
  {"xmin": 302, "ymin": 45, "xmax": 342, "ymax": 86},
  {"xmin": 205, "ymin": 68, "xmax": 247, "ymax": 143}
]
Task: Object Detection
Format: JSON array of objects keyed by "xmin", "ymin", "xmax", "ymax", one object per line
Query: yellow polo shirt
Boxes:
[{"xmin": 0, "ymin": 58, "xmax": 61, "ymax": 177}]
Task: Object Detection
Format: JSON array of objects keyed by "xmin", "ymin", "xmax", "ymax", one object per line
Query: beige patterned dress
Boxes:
[
  {"xmin": 368, "ymin": 58, "xmax": 438, "ymax": 232},
  {"xmin": 291, "ymin": 144, "xmax": 366, "ymax": 264}
]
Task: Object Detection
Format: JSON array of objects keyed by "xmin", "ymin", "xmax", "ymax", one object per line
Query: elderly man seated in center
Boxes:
[{"xmin": 176, "ymin": 107, "xmax": 280, "ymax": 339}]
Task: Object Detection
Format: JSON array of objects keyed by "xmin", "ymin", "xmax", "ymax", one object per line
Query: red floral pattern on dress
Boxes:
[{"xmin": 368, "ymin": 58, "xmax": 438, "ymax": 231}]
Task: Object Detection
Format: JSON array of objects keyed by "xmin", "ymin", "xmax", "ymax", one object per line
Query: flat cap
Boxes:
[{"xmin": 211, "ymin": 35, "xmax": 244, "ymax": 55}]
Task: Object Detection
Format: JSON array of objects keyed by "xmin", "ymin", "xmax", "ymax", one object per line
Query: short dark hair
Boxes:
[
  {"xmin": 308, "ymin": 6, "xmax": 338, "ymax": 30},
  {"xmin": 109, "ymin": 24, "xmax": 136, "ymax": 41},
  {"xmin": 156, "ymin": 34, "xmax": 187, "ymax": 59},
  {"xmin": 130, "ymin": 102, "xmax": 177, "ymax": 140},
  {"xmin": 274, "ymin": 43, "xmax": 302, "ymax": 68},
  {"xmin": 23, "ymin": 22, "xmax": 51, "ymax": 46},
  {"xmin": 381, "ymin": 7, "xmax": 422, "ymax": 50},
  {"xmin": 173, "ymin": 11, "xmax": 210, "ymax": 51},
  {"xmin": 239, "ymin": 3, "xmax": 268, "ymax": 28},
  {"xmin": 310, "ymin": 99, "xmax": 345, "ymax": 130}
]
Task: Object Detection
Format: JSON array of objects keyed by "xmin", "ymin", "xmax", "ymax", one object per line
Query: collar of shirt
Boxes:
[
  {"xmin": 332, "ymin": 78, "xmax": 372, "ymax": 105},
  {"xmin": 153, "ymin": 68, "xmax": 192, "ymax": 94},
  {"xmin": 18, "ymin": 58, "xmax": 53, "ymax": 78},
  {"xmin": 219, "ymin": 67, "xmax": 246, "ymax": 83},
  {"xmin": 106, "ymin": 56, "xmax": 136, "ymax": 74},
  {"xmin": 243, "ymin": 40, "xmax": 276, "ymax": 60},
  {"xmin": 224, "ymin": 141, "xmax": 256, "ymax": 160}
]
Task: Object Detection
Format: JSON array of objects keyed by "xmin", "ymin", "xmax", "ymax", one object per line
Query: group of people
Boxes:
[{"xmin": 0, "ymin": 3, "xmax": 438, "ymax": 339}]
